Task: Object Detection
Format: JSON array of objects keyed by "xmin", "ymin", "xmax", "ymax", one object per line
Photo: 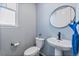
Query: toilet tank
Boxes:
[{"xmin": 36, "ymin": 37, "xmax": 45, "ymax": 49}]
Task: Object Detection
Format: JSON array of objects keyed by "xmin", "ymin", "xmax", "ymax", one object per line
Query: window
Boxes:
[{"xmin": 0, "ymin": 3, "xmax": 16, "ymax": 26}]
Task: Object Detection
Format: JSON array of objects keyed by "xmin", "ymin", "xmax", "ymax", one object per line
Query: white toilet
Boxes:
[{"xmin": 24, "ymin": 37, "xmax": 45, "ymax": 56}]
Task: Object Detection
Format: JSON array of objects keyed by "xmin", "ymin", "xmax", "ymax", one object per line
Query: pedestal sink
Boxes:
[{"xmin": 47, "ymin": 37, "xmax": 72, "ymax": 56}]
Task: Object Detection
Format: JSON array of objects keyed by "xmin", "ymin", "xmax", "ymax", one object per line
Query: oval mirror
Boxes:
[{"xmin": 50, "ymin": 5, "xmax": 76, "ymax": 28}]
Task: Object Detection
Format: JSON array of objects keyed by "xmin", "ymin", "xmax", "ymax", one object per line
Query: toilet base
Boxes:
[{"xmin": 35, "ymin": 52, "xmax": 39, "ymax": 56}]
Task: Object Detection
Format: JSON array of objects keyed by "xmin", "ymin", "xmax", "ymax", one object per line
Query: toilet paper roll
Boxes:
[{"xmin": 14, "ymin": 42, "xmax": 20, "ymax": 46}]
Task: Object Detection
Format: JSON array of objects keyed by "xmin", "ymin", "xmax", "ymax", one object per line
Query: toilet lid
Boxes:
[{"xmin": 24, "ymin": 46, "xmax": 40, "ymax": 56}]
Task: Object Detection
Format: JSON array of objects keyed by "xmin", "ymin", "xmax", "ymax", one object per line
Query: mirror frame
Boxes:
[{"xmin": 49, "ymin": 5, "xmax": 76, "ymax": 28}]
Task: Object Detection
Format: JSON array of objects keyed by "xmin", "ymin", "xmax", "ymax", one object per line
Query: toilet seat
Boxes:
[{"xmin": 24, "ymin": 46, "xmax": 40, "ymax": 56}]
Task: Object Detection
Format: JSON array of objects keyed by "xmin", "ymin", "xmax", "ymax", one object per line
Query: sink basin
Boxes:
[
  {"xmin": 47, "ymin": 37, "xmax": 72, "ymax": 55},
  {"xmin": 47, "ymin": 37, "xmax": 72, "ymax": 50}
]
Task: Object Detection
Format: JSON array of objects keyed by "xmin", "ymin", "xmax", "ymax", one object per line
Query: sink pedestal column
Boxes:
[{"xmin": 55, "ymin": 48, "xmax": 62, "ymax": 56}]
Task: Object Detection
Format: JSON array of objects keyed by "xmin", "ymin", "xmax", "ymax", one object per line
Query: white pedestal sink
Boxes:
[{"xmin": 47, "ymin": 37, "xmax": 72, "ymax": 56}]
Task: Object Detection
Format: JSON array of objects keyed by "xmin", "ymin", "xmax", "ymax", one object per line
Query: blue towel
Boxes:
[
  {"xmin": 72, "ymin": 34, "xmax": 79, "ymax": 56},
  {"xmin": 69, "ymin": 21, "xmax": 79, "ymax": 56},
  {"xmin": 69, "ymin": 21, "xmax": 77, "ymax": 33}
]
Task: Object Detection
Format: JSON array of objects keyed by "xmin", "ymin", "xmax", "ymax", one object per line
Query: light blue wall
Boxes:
[
  {"xmin": 0, "ymin": 3, "xmax": 36, "ymax": 56},
  {"xmin": 36, "ymin": 3, "xmax": 77, "ymax": 56}
]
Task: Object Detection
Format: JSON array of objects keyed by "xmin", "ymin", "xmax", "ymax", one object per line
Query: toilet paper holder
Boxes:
[{"xmin": 11, "ymin": 42, "xmax": 20, "ymax": 47}]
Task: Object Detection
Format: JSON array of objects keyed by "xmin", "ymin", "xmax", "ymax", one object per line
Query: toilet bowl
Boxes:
[{"xmin": 24, "ymin": 37, "xmax": 45, "ymax": 56}]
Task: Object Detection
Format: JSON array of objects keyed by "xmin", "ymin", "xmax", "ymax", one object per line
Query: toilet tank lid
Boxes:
[{"xmin": 36, "ymin": 37, "xmax": 45, "ymax": 40}]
